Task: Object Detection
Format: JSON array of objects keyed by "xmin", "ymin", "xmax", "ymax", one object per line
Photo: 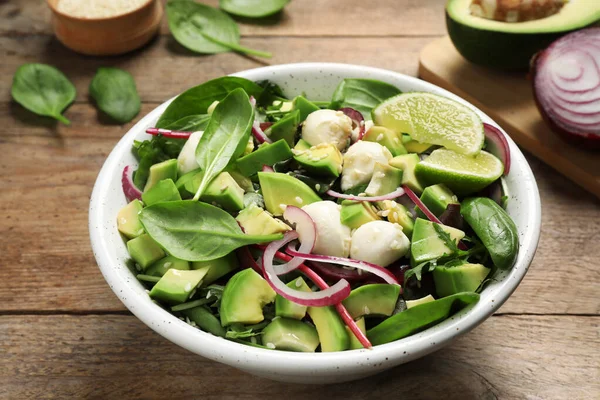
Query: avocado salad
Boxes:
[{"xmin": 117, "ymin": 75, "xmax": 519, "ymax": 352}]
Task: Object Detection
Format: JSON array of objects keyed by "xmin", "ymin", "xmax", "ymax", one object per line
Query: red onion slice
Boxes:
[
  {"xmin": 309, "ymin": 261, "xmax": 368, "ymax": 281},
  {"xmin": 122, "ymin": 165, "xmax": 142, "ymax": 202},
  {"xmin": 146, "ymin": 127, "xmax": 192, "ymax": 139},
  {"xmin": 260, "ymin": 122, "xmax": 274, "ymax": 131},
  {"xmin": 261, "ymin": 165, "xmax": 274, "ymax": 173},
  {"xmin": 270, "ymin": 207, "xmax": 316, "ymax": 275},
  {"xmin": 236, "ymin": 246, "xmax": 262, "ymax": 274},
  {"xmin": 326, "ymin": 187, "xmax": 406, "ymax": 202},
  {"xmin": 532, "ymin": 28, "xmax": 600, "ymax": 148},
  {"xmin": 285, "ymin": 245, "xmax": 400, "ymax": 286},
  {"xmin": 262, "ymin": 232, "xmax": 351, "ymax": 307},
  {"xmin": 402, "ymin": 185, "xmax": 442, "ymax": 224},
  {"xmin": 483, "ymin": 123, "xmax": 511, "ymax": 175},
  {"xmin": 252, "ymin": 121, "xmax": 272, "ymax": 144},
  {"xmin": 339, "ymin": 107, "xmax": 365, "ymax": 140}
]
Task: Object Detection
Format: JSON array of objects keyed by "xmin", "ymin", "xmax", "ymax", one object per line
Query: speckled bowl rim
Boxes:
[{"xmin": 89, "ymin": 63, "xmax": 541, "ymax": 381}]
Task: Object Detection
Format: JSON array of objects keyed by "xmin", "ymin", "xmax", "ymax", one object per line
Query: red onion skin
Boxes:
[
  {"xmin": 146, "ymin": 128, "xmax": 192, "ymax": 139},
  {"xmin": 236, "ymin": 246, "xmax": 262, "ymax": 274},
  {"xmin": 531, "ymin": 29, "xmax": 600, "ymax": 150},
  {"xmin": 338, "ymin": 107, "xmax": 365, "ymax": 140},
  {"xmin": 260, "ymin": 122, "xmax": 274, "ymax": 131},
  {"xmin": 122, "ymin": 165, "xmax": 142, "ymax": 202},
  {"xmin": 261, "ymin": 165, "xmax": 275, "ymax": 173},
  {"xmin": 483, "ymin": 123, "xmax": 511, "ymax": 175},
  {"xmin": 252, "ymin": 121, "xmax": 272, "ymax": 144}
]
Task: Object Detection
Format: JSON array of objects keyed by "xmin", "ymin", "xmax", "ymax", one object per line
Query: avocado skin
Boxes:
[{"xmin": 446, "ymin": 12, "xmax": 582, "ymax": 70}]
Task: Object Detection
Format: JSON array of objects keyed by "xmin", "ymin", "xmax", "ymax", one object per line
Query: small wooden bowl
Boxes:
[{"xmin": 46, "ymin": 0, "xmax": 163, "ymax": 56}]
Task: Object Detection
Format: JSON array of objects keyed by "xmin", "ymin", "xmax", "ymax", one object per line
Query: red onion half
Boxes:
[
  {"xmin": 532, "ymin": 28, "xmax": 600, "ymax": 149},
  {"xmin": 262, "ymin": 232, "xmax": 351, "ymax": 307},
  {"xmin": 339, "ymin": 107, "xmax": 365, "ymax": 140},
  {"xmin": 146, "ymin": 127, "xmax": 192, "ymax": 139},
  {"xmin": 326, "ymin": 187, "xmax": 406, "ymax": 202},
  {"xmin": 122, "ymin": 165, "xmax": 142, "ymax": 202},
  {"xmin": 483, "ymin": 123, "xmax": 511, "ymax": 175}
]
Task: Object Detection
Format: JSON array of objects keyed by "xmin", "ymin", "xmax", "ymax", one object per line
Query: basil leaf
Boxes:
[
  {"xmin": 162, "ymin": 114, "xmax": 211, "ymax": 132},
  {"xmin": 330, "ymin": 78, "xmax": 401, "ymax": 117},
  {"xmin": 11, "ymin": 63, "xmax": 76, "ymax": 125},
  {"xmin": 219, "ymin": 0, "xmax": 290, "ymax": 18},
  {"xmin": 166, "ymin": 1, "xmax": 271, "ymax": 58},
  {"xmin": 89, "ymin": 67, "xmax": 140, "ymax": 123},
  {"xmin": 192, "ymin": 88, "xmax": 254, "ymax": 200},
  {"xmin": 139, "ymin": 201, "xmax": 283, "ymax": 261},
  {"xmin": 156, "ymin": 76, "xmax": 262, "ymax": 128}
]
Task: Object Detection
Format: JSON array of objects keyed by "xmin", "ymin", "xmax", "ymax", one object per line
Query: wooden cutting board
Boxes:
[{"xmin": 419, "ymin": 36, "xmax": 600, "ymax": 200}]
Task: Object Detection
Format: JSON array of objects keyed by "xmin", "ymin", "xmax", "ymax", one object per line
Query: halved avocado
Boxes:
[{"xmin": 446, "ymin": 0, "xmax": 600, "ymax": 70}]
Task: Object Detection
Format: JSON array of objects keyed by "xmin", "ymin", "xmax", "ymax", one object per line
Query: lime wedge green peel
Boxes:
[
  {"xmin": 414, "ymin": 149, "xmax": 504, "ymax": 195},
  {"xmin": 373, "ymin": 92, "xmax": 484, "ymax": 156}
]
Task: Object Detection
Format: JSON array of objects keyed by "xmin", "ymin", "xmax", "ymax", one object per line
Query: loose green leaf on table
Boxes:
[
  {"xmin": 139, "ymin": 201, "xmax": 283, "ymax": 261},
  {"xmin": 89, "ymin": 67, "xmax": 141, "ymax": 123},
  {"xmin": 166, "ymin": 1, "xmax": 272, "ymax": 58},
  {"xmin": 155, "ymin": 76, "xmax": 262, "ymax": 128},
  {"xmin": 330, "ymin": 78, "xmax": 401, "ymax": 118},
  {"xmin": 192, "ymin": 88, "xmax": 255, "ymax": 200},
  {"xmin": 219, "ymin": 0, "xmax": 290, "ymax": 18},
  {"xmin": 11, "ymin": 63, "xmax": 76, "ymax": 125}
]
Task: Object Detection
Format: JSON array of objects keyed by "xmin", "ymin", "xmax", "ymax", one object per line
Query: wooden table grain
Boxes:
[{"xmin": 1, "ymin": 1, "xmax": 598, "ymax": 399}]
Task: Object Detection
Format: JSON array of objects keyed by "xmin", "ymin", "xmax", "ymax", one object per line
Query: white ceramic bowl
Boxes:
[{"xmin": 89, "ymin": 63, "xmax": 541, "ymax": 384}]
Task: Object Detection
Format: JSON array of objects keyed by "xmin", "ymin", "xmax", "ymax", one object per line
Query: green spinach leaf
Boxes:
[
  {"xmin": 167, "ymin": 1, "xmax": 271, "ymax": 58},
  {"xmin": 11, "ymin": 63, "xmax": 76, "ymax": 124},
  {"xmin": 330, "ymin": 78, "xmax": 401, "ymax": 117},
  {"xmin": 139, "ymin": 201, "xmax": 283, "ymax": 261},
  {"xmin": 89, "ymin": 67, "xmax": 140, "ymax": 123},
  {"xmin": 162, "ymin": 114, "xmax": 211, "ymax": 132},
  {"xmin": 156, "ymin": 76, "xmax": 262, "ymax": 128},
  {"xmin": 219, "ymin": 0, "xmax": 289, "ymax": 18},
  {"xmin": 192, "ymin": 88, "xmax": 254, "ymax": 200}
]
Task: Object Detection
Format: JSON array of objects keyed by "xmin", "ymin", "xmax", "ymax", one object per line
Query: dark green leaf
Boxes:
[
  {"xmin": 404, "ymin": 260, "xmax": 437, "ymax": 282},
  {"xmin": 139, "ymin": 201, "xmax": 283, "ymax": 261},
  {"xmin": 89, "ymin": 67, "xmax": 140, "ymax": 123},
  {"xmin": 219, "ymin": 0, "xmax": 289, "ymax": 18},
  {"xmin": 132, "ymin": 136, "xmax": 186, "ymax": 189},
  {"xmin": 255, "ymin": 80, "xmax": 288, "ymax": 107},
  {"xmin": 166, "ymin": 1, "xmax": 271, "ymax": 58},
  {"xmin": 192, "ymin": 88, "xmax": 254, "ymax": 200},
  {"xmin": 11, "ymin": 63, "xmax": 76, "ymax": 124},
  {"xmin": 330, "ymin": 78, "xmax": 401, "ymax": 117},
  {"xmin": 156, "ymin": 76, "xmax": 262, "ymax": 128}
]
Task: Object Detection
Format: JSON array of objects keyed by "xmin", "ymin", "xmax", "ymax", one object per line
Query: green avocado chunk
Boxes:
[
  {"xmin": 403, "ymin": 134, "xmax": 434, "ymax": 154},
  {"xmin": 144, "ymin": 159, "xmax": 178, "ymax": 192},
  {"xmin": 185, "ymin": 172, "xmax": 245, "ymax": 211},
  {"xmin": 433, "ymin": 263, "xmax": 490, "ymax": 297},
  {"xmin": 417, "ymin": 184, "xmax": 459, "ymax": 218},
  {"xmin": 267, "ymin": 110, "xmax": 300, "ymax": 146},
  {"xmin": 262, "ymin": 318, "xmax": 320, "ymax": 352},
  {"xmin": 363, "ymin": 126, "xmax": 407, "ymax": 156},
  {"xmin": 293, "ymin": 139, "xmax": 311, "ymax": 151},
  {"xmin": 367, "ymin": 292, "xmax": 480, "ymax": 345},
  {"xmin": 293, "ymin": 96, "xmax": 320, "ymax": 122},
  {"xmin": 307, "ymin": 305, "xmax": 350, "ymax": 352},
  {"xmin": 236, "ymin": 139, "xmax": 293, "ymax": 177},
  {"xmin": 342, "ymin": 284, "xmax": 401, "ymax": 319},
  {"xmin": 293, "ymin": 143, "xmax": 343, "ymax": 178},
  {"xmin": 405, "ymin": 294, "xmax": 435, "ymax": 309},
  {"xmin": 175, "ymin": 168, "xmax": 201, "ymax": 198},
  {"xmin": 145, "ymin": 255, "xmax": 190, "ymax": 277},
  {"xmin": 446, "ymin": 0, "xmax": 600, "ymax": 70},
  {"xmin": 389, "ymin": 153, "xmax": 424, "ymax": 194},
  {"xmin": 346, "ymin": 317, "xmax": 366, "ymax": 350},
  {"xmin": 127, "ymin": 233, "xmax": 165, "ymax": 270},
  {"xmin": 149, "ymin": 268, "xmax": 208, "ymax": 304},
  {"xmin": 219, "ymin": 268, "xmax": 276, "ymax": 327},
  {"xmin": 275, "ymin": 277, "xmax": 311, "ymax": 320},
  {"xmin": 258, "ymin": 172, "xmax": 321, "ymax": 216},
  {"xmin": 191, "ymin": 252, "xmax": 239, "ymax": 286},
  {"xmin": 141, "ymin": 179, "xmax": 182, "ymax": 206},
  {"xmin": 410, "ymin": 218, "xmax": 465, "ymax": 267},
  {"xmin": 340, "ymin": 200, "xmax": 380, "ymax": 229},
  {"xmin": 365, "ymin": 162, "xmax": 403, "ymax": 196},
  {"xmin": 117, "ymin": 199, "xmax": 145, "ymax": 239},
  {"xmin": 236, "ymin": 204, "xmax": 291, "ymax": 236}
]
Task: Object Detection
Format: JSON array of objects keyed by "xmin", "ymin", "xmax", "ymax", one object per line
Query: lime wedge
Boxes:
[
  {"xmin": 372, "ymin": 92, "xmax": 484, "ymax": 156},
  {"xmin": 415, "ymin": 149, "xmax": 503, "ymax": 195}
]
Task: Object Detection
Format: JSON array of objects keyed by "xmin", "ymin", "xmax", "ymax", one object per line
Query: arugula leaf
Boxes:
[
  {"xmin": 432, "ymin": 222, "xmax": 460, "ymax": 253},
  {"xmin": 404, "ymin": 260, "xmax": 437, "ymax": 282},
  {"xmin": 329, "ymin": 78, "xmax": 401, "ymax": 117},
  {"xmin": 167, "ymin": 1, "xmax": 271, "ymax": 58},
  {"xmin": 89, "ymin": 67, "xmax": 140, "ymax": 123},
  {"xmin": 11, "ymin": 63, "xmax": 76, "ymax": 124},
  {"xmin": 219, "ymin": 0, "xmax": 290, "ymax": 18},
  {"xmin": 192, "ymin": 88, "xmax": 254, "ymax": 200},
  {"xmin": 139, "ymin": 201, "xmax": 283, "ymax": 261},
  {"xmin": 156, "ymin": 76, "xmax": 262, "ymax": 129}
]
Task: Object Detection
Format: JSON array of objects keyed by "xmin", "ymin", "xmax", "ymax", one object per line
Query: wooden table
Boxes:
[{"xmin": 1, "ymin": 1, "xmax": 598, "ymax": 398}]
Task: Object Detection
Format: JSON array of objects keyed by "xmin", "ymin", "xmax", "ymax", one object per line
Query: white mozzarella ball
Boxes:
[
  {"xmin": 350, "ymin": 221, "xmax": 410, "ymax": 267},
  {"xmin": 301, "ymin": 109, "xmax": 353, "ymax": 151},
  {"xmin": 301, "ymin": 201, "xmax": 351, "ymax": 257},
  {"xmin": 341, "ymin": 141, "xmax": 392, "ymax": 191}
]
